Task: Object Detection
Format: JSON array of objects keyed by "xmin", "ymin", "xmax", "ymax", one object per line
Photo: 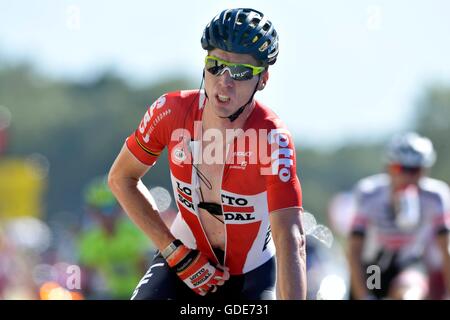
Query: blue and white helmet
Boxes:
[
  {"xmin": 201, "ymin": 8, "xmax": 279, "ymax": 66},
  {"xmin": 385, "ymin": 132, "xmax": 436, "ymax": 168}
]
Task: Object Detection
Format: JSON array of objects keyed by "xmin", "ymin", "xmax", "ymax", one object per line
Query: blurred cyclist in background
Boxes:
[
  {"xmin": 76, "ymin": 175, "xmax": 153, "ymax": 299},
  {"xmin": 348, "ymin": 132, "xmax": 450, "ymax": 299}
]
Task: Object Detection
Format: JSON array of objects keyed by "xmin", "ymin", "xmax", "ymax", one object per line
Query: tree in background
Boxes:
[
  {"xmin": 0, "ymin": 63, "xmax": 191, "ymax": 221},
  {"xmin": 414, "ymin": 85, "xmax": 450, "ymax": 183},
  {"xmin": 1, "ymin": 61, "xmax": 449, "ymax": 228}
]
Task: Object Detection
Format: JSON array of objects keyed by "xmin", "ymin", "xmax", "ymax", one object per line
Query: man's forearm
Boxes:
[
  {"xmin": 347, "ymin": 235, "xmax": 370, "ymax": 299},
  {"xmin": 276, "ymin": 234, "xmax": 307, "ymax": 299},
  {"xmin": 109, "ymin": 176, "xmax": 175, "ymax": 250},
  {"xmin": 442, "ymin": 258, "xmax": 450, "ymax": 296},
  {"xmin": 439, "ymin": 235, "xmax": 450, "ymax": 295},
  {"xmin": 348, "ymin": 253, "xmax": 370, "ymax": 299}
]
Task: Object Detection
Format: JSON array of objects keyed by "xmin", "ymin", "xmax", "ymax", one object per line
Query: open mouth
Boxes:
[{"xmin": 216, "ymin": 94, "xmax": 231, "ymax": 104}]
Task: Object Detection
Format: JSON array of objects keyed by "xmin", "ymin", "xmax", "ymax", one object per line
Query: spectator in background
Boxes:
[
  {"xmin": 347, "ymin": 132, "xmax": 450, "ymax": 300},
  {"xmin": 0, "ymin": 223, "xmax": 8, "ymax": 298},
  {"xmin": 0, "ymin": 219, "xmax": 40, "ymax": 300},
  {"xmin": 76, "ymin": 175, "xmax": 153, "ymax": 299}
]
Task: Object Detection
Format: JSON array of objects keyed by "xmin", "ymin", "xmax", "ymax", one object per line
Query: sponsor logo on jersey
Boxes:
[
  {"xmin": 176, "ymin": 181, "xmax": 194, "ymax": 211},
  {"xmin": 229, "ymin": 160, "xmax": 248, "ymax": 170},
  {"xmin": 229, "ymin": 151, "xmax": 251, "ymax": 170},
  {"xmin": 139, "ymin": 111, "xmax": 151, "ymax": 136},
  {"xmin": 263, "ymin": 226, "xmax": 272, "ymax": 251},
  {"xmin": 232, "ymin": 151, "xmax": 253, "ymax": 157},
  {"xmin": 138, "ymin": 95, "xmax": 168, "ymax": 143},
  {"xmin": 268, "ymin": 129, "xmax": 294, "ymax": 182},
  {"xmin": 221, "ymin": 195, "xmax": 258, "ymax": 221},
  {"xmin": 173, "ymin": 148, "xmax": 187, "ymax": 162},
  {"xmin": 224, "ymin": 213, "xmax": 255, "ymax": 221},
  {"xmin": 221, "ymin": 195, "xmax": 249, "ymax": 206},
  {"xmin": 150, "ymin": 95, "xmax": 167, "ymax": 117}
]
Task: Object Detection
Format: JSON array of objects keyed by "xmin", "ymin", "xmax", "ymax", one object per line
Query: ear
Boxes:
[{"xmin": 257, "ymin": 70, "xmax": 269, "ymax": 91}]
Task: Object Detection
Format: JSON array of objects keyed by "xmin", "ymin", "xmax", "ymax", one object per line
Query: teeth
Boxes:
[{"xmin": 218, "ymin": 94, "xmax": 230, "ymax": 102}]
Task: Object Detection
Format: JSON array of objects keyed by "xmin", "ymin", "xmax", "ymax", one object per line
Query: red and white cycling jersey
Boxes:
[
  {"xmin": 126, "ymin": 90, "xmax": 302, "ymax": 275},
  {"xmin": 350, "ymin": 174, "xmax": 450, "ymax": 265}
]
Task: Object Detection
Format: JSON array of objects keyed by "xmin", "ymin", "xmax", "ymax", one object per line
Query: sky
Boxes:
[{"xmin": 1, "ymin": 0, "xmax": 450, "ymax": 149}]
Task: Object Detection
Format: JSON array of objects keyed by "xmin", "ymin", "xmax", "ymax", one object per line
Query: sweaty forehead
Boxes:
[{"xmin": 209, "ymin": 48, "xmax": 260, "ymax": 66}]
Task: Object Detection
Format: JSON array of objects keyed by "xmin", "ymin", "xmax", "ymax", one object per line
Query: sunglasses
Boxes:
[
  {"xmin": 391, "ymin": 164, "xmax": 423, "ymax": 175},
  {"xmin": 204, "ymin": 55, "xmax": 265, "ymax": 81}
]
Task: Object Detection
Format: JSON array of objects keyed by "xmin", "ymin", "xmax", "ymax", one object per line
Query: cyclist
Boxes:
[
  {"xmin": 347, "ymin": 132, "xmax": 450, "ymax": 299},
  {"xmin": 108, "ymin": 8, "xmax": 306, "ymax": 300},
  {"xmin": 77, "ymin": 175, "xmax": 153, "ymax": 299}
]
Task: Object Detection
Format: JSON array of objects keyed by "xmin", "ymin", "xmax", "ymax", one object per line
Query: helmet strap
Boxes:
[
  {"xmin": 202, "ymin": 69, "xmax": 208, "ymax": 100},
  {"xmin": 202, "ymin": 72, "xmax": 260, "ymax": 123}
]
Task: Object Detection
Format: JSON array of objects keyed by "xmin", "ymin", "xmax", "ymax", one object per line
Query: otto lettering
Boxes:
[
  {"xmin": 269, "ymin": 129, "xmax": 294, "ymax": 182},
  {"xmin": 269, "ymin": 129, "xmax": 289, "ymax": 147},
  {"xmin": 279, "ymin": 167, "xmax": 291, "ymax": 182},
  {"xmin": 221, "ymin": 195, "xmax": 248, "ymax": 206},
  {"xmin": 190, "ymin": 268, "xmax": 206, "ymax": 280},
  {"xmin": 193, "ymin": 271, "xmax": 212, "ymax": 286}
]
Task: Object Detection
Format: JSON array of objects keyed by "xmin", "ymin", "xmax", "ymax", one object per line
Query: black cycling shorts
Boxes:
[
  {"xmin": 131, "ymin": 250, "xmax": 276, "ymax": 301},
  {"xmin": 350, "ymin": 250, "xmax": 426, "ymax": 299}
]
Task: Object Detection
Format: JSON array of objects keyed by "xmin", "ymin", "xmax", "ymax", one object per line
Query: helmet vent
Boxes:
[
  {"xmin": 250, "ymin": 18, "xmax": 260, "ymax": 28},
  {"xmin": 237, "ymin": 13, "xmax": 246, "ymax": 24}
]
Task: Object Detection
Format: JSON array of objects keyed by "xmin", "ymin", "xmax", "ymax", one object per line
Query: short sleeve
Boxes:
[
  {"xmin": 349, "ymin": 186, "xmax": 370, "ymax": 236},
  {"xmin": 263, "ymin": 128, "xmax": 302, "ymax": 212},
  {"xmin": 432, "ymin": 183, "xmax": 450, "ymax": 235},
  {"xmin": 126, "ymin": 94, "xmax": 172, "ymax": 166}
]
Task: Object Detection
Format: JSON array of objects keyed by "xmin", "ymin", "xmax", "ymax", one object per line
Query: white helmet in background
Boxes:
[{"xmin": 385, "ymin": 132, "xmax": 436, "ymax": 168}]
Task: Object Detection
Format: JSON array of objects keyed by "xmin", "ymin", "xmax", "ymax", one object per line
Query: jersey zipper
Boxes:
[
  {"xmin": 190, "ymin": 126, "xmax": 224, "ymax": 266},
  {"xmin": 220, "ymin": 142, "xmax": 232, "ymax": 267}
]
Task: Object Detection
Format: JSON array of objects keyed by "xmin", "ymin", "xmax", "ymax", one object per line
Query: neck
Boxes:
[{"xmin": 202, "ymin": 100, "xmax": 255, "ymax": 132}]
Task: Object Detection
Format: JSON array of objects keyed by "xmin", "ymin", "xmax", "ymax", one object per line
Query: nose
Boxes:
[{"xmin": 218, "ymin": 68, "xmax": 234, "ymax": 87}]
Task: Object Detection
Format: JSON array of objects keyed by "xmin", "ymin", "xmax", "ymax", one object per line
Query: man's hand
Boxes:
[{"xmin": 165, "ymin": 242, "xmax": 230, "ymax": 296}]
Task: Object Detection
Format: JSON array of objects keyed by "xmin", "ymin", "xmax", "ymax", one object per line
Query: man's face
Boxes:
[
  {"xmin": 388, "ymin": 163, "xmax": 424, "ymax": 190},
  {"xmin": 204, "ymin": 48, "xmax": 268, "ymax": 119}
]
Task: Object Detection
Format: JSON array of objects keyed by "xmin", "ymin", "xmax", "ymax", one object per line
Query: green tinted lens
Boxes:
[
  {"xmin": 204, "ymin": 56, "xmax": 264, "ymax": 81},
  {"xmin": 205, "ymin": 57, "xmax": 222, "ymax": 75}
]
